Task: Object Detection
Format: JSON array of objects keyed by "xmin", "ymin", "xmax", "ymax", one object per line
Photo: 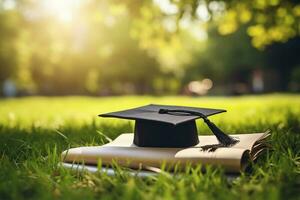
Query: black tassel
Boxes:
[
  {"xmin": 202, "ymin": 117, "xmax": 239, "ymax": 146},
  {"xmin": 158, "ymin": 109, "xmax": 239, "ymax": 146}
]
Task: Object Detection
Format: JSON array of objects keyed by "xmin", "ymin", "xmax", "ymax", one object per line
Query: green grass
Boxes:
[{"xmin": 0, "ymin": 94, "xmax": 300, "ymax": 200}]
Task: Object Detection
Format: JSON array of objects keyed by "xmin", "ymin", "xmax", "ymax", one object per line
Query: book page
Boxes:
[{"xmin": 62, "ymin": 132, "xmax": 268, "ymax": 172}]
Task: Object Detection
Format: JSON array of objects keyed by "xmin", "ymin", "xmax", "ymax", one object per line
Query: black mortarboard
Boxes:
[{"xmin": 99, "ymin": 104, "xmax": 238, "ymax": 148}]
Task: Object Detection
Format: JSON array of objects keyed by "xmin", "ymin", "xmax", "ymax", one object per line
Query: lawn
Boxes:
[{"xmin": 0, "ymin": 94, "xmax": 299, "ymax": 200}]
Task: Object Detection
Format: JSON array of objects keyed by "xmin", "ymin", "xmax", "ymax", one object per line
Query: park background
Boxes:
[
  {"xmin": 1, "ymin": 0, "xmax": 300, "ymax": 200},
  {"xmin": 1, "ymin": 0, "xmax": 300, "ymax": 97}
]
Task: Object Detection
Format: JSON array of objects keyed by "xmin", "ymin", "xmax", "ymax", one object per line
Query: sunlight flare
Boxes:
[{"xmin": 41, "ymin": 0, "xmax": 81, "ymax": 23}]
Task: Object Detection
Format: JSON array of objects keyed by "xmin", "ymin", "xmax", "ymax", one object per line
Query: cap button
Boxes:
[{"xmin": 158, "ymin": 109, "xmax": 168, "ymax": 114}]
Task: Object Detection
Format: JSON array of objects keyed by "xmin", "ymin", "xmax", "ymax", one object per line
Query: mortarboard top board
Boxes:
[{"xmin": 99, "ymin": 104, "xmax": 239, "ymax": 148}]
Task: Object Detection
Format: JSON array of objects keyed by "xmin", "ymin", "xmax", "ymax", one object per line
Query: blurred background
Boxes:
[{"xmin": 0, "ymin": 0, "xmax": 300, "ymax": 97}]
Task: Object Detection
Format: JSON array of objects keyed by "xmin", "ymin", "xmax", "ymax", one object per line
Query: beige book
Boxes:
[{"xmin": 62, "ymin": 132, "xmax": 270, "ymax": 173}]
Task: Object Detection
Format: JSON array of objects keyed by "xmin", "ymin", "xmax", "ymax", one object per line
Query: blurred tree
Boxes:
[
  {"xmin": 0, "ymin": 0, "xmax": 299, "ymax": 96},
  {"xmin": 0, "ymin": 8, "xmax": 19, "ymax": 91},
  {"xmin": 183, "ymin": 25, "xmax": 264, "ymax": 94},
  {"xmin": 264, "ymin": 37, "xmax": 300, "ymax": 91},
  {"xmin": 122, "ymin": 0, "xmax": 300, "ymax": 93},
  {"xmin": 124, "ymin": 0, "xmax": 300, "ymax": 49},
  {"xmin": 11, "ymin": 0, "xmax": 168, "ymax": 95}
]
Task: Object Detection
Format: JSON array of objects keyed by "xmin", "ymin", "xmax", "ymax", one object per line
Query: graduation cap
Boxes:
[{"xmin": 99, "ymin": 104, "xmax": 239, "ymax": 148}]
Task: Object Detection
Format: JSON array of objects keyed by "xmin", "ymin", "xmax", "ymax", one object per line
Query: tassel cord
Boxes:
[{"xmin": 158, "ymin": 109, "xmax": 239, "ymax": 146}]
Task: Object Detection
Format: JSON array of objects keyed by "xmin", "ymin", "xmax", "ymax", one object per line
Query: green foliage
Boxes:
[
  {"xmin": 0, "ymin": 0, "xmax": 300, "ymax": 95},
  {"xmin": 0, "ymin": 95, "xmax": 300, "ymax": 199},
  {"xmin": 184, "ymin": 26, "xmax": 264, "ymax": 87},
  {"xmin": 0, "ymin": 1, "xmax": 177, "ymax": 95},
  {"xmin": 147, "ymin": 0, "xmax": 300, "ymax": 49}
]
